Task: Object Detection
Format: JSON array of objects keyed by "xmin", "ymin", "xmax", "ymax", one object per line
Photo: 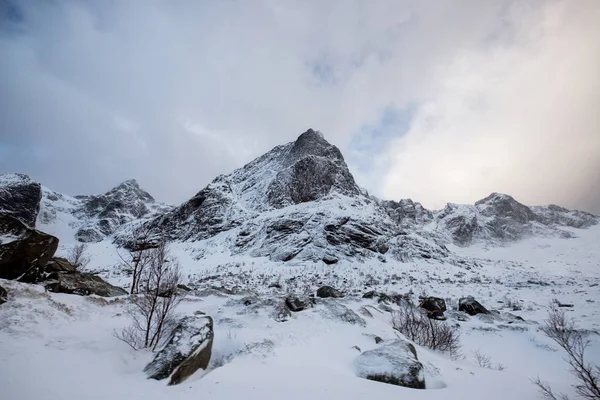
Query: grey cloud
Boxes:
[{"xmin": 0, "ymin": 0, "xmax": 598, "ymax": 214}]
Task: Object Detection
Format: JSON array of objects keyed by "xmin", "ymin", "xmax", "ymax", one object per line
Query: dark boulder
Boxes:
[
  {"xmin": 316, "ymin": 285, "xmax": 344, "ymax": 298},
  {"xmin": 0, "ymin": 214, "xmax": 59, "ymax": 280},
  {"xmin": 18, "ymin": 257, "xmax": 76, "ymax": 284},
  {"xmin": 0, "ymin": 284, "xmax": 7, "ymax": 304},
  {"xmin": 144, "ymin": 315, "xmax": 214, "ymax": 385},
  {"xmin": 419, "ymin": 296, "xmax": 447, "ymax": 319},
  {"xmin": 46, "ymin": 257, "xmax": 77, "ymax": 273},
  {"xmin": 459, "ymin": 296, "xmax": 490, "ymax": 316},
  {"xmin": 362, "ymin": 290, "xmax": 377, "ymax": 299},
  {"xmin": 285, "ymin": 295, "xmax": 311, "ymax": 312},
  {"xmin": 45, "ymin": 272, "xmax": 127, "ymax": 297}
]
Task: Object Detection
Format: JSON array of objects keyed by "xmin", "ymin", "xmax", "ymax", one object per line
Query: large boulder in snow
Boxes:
[
  {"xmin": 419, "ymin": 297, "xmax": 447, "ymax": 320},
  {"xmin": 316, "ymin": 285, "xmax": 344, "ymax": 298},
  {"xmin": 354, "ymin": 339, "xmax": 425, "ymax": 389},
  {"xmin": 144, "ymin": 315, "xmax": 214, "ymax": 385},
  {"xmin": 285, "ymin": 295, "xmax": 312, "ymax": 312},
  {"xmin": 459, "ymin": 296, "xmax": 490, "ymax": 316},
  {"xmin": 0, "ymin": 173, "xmax": 42, "ymax": 227},
  {"xmin": 44, "ymin": 272, "xmax": 127, "ymax": 297},
  {"xmin": 0, "ymin": 214, "xmax": 59, "ymax": 280}
]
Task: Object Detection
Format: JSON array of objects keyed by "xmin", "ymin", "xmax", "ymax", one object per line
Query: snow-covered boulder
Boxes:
[
  {"xmin": 317, "ymin": 299, "xmax": 366, "ymax": 326},
  {"xmin": 459, "ymin": 296, "xmax": 490, "ymax": 316},
  {"xmin": 144, "ymin": 315, "xmax": 214, "ymax": 385},
  {"xmin": 354, "ymin": 340, "xmax": 425, "ymax": 389}
]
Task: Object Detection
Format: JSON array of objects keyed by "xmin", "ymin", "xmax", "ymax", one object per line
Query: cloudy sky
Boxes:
[{"xmin": 1, "ymin": 0, "xmax": 599, "ymax": 213}]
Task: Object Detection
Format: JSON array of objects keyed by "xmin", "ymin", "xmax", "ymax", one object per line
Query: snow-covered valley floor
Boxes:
[{"xmin": 1, "ymin": 226, "xmax": 599, "ymax": 400}]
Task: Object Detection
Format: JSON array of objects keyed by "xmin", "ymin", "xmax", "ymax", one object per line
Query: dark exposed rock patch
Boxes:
[
  {"xmin": 45, "ymin": 272, "xmax": 127, "ymax": 297},
  {"xmin": 459, "ymin": 296, "xmax": 490, "ymax": 316},
  {"xmin": 316, "ymin": 285, "xmax": 344, "ymax": 298},
  {"xmin": 0, "ymin": 284, "xmax": 7, "ymax": 304},
  {"xmin": 0, "ymin": 214, "xmax": 59, "ymax": 280},
  {"xmin": 0, "ymin": 173, "xmax": 42, "ymax": 228},
  {"xmin": 419, "ymin": 296, "xmax": 447, "ymax": 320},
  {"xmin": 285, "ymin": 295, "xmax": 312, "ymax": 312}
]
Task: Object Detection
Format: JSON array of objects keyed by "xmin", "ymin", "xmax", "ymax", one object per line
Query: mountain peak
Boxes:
[
  {"xmin": 116, "ymin": 179, "xmax": 140, "ymax": 188},
  {"xmin": 287, "ymin": 128, "xmax": 344, "ymax": 166}
]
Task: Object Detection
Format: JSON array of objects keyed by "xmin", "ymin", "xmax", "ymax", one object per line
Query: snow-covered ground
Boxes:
[{"xmin": 1, "ymin": 225, "xmax": 599, "ymax": 399}]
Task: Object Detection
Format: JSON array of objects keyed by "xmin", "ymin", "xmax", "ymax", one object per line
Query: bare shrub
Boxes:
[
  {"xmin": 118, "ymin": 225, "xmax": 156, "ymax": 294},
  {"xmin": 473, "ymin": 349, "xmax": 506, "ymax": 371},
  {"xmin": 532, "ymin": 306, "xmax": 600, "ymax": 400},
  {"xmin": 114, "ymin": 239, "xmax": 183, "ymax": 351},
  {"xmin": 68, "ymin": 243, "xmax": 90, "ymax": 269},
  {"xmin": 391, "ymin": 303, "xmax": 460, "ymax": 356}
]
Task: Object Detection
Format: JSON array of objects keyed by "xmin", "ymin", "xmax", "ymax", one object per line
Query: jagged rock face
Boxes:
[
  {"xmin": 0, "ymin": 213, "xmax": 59, "ymax": 280},
  {"xmin": 152, "ymin": 129, "xmax": 360, "ymax": 244},
  {"xmin": 383, "ymin": 199, "xmax": 433, "ymax": 229},
  {"xmin": 435, "ymin": 193, "xmax": 593, "ymax": 246},
  {"xmin": 35, "ymin": 178, "xmax": 169, "ymax": 243},
  {"xmin": 138, "ymin": 129, "xmax": 395, "ymax": 263},
  {"xmin": 266, "ymin": 130, "xmax": 359, "ymax": 208},
  {"xmin": 74, "ymin": 179, "xmax": 161, "ymax": 242},
  {"xmin": 532, "ymin": 204, "xmax": 598, "ymax": 228},
  {"xmin": 0, "ymin": 173, "xmax": 42, "ymax": 228}
]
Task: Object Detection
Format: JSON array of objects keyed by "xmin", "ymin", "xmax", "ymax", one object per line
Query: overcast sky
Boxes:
[{"xmin": 1, "ymin": 0, "xmax": 599, "ymax": 213}]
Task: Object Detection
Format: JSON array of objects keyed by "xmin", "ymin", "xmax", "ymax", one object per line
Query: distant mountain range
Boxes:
[{"xmin": 1, "ymin": 129, "xmax": 597, "ymax": 265}]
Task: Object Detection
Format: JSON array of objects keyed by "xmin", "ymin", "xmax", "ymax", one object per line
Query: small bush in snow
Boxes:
[
  {"xmin": 391, "ymin": 303, "xmax": 460, "ymax": 357},
  {"xmin": 473, "ymin": 349, "xmax": 506, "ymax": 371},
  {"xmin": 67, "ymin": 243, "xmax": 90, "ymax": 270},
  {"xmin": 114, "ymin": 239, "xmax": 183, "ymax": 351},
  {"xmin": 532, "ymin": 306, "xmax": 600, "ymax": 400}
]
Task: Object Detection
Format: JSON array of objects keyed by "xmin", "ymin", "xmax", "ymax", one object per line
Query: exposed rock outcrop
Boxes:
[
  {"xmin": 144, "ymin": 315, "xmax": 214, "ymax": 385},
  {"xmin": 0, "ymin": 173, "xmax": 42, "ymax": 227},
  {"xmin": 316, "ymin": 285, "xmax": 344, "ymax": 298},
  {"xmin": 459, "ymin": 296, "xmax": 490, "ymax": 316},
  {"xmin": 0, "ymin": 284, "xmax": 7, "ymax": 304},
  {"xmin": 0, "ymin": 214, "xmax": 59, "ymax": 280},
  {"xmin": 419, "ymin": 296, "xmax": 447, "ymax": 320},
  {"xmin": 44, "ymin": 271, "xmax": 127, "ymax": 297}
]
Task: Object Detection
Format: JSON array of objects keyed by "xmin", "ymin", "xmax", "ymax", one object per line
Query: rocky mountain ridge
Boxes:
[{"xmin": 1, "ymin": 129, "xmax": 597, "ymax": 265}]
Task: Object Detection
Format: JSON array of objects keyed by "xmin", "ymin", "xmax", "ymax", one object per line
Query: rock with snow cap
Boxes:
[
  {"xmin": 354, "ymin": 339, "xmax": 425, "ymax": 389},
  {"xmin": 144, "ymin": 315, "xmax": 214, "ymax": 385}
]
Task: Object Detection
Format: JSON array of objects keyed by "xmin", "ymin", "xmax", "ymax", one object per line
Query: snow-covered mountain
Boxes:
[
  {"xmin": 2, "ymin": 130, "xmax": 600, "ymax": 400},
  {"xmin": 0, "ymin": 174, "xmax": 172, "ymax": 244},
  {"xmin": 1, "ymin": 129, "xmax": 598, "ymax": 265}
]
